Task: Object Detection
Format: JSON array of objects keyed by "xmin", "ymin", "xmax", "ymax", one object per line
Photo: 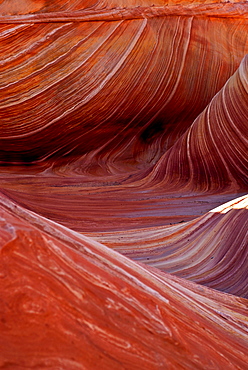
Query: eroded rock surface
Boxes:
[{"xmin": 0, "ymin": 0, "xmax": 247, "ymax": 368}]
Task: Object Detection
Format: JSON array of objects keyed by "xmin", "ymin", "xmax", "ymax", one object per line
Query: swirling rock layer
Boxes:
[
  {"xmin": 90, "ymin": 195, "xmax": 248, "ymax": 298},
  {"xmin": 0, "ymin": 194, "xmax": 247, "ymax": 369},
  {"xmin": 146, "ymin": 54, "xmax": 248, "ymax": 191},
  {"xmin": 0, "ymin": 2, "xmax": 247, "ymax": 164},
  {"xmin": 0, "ymin": 0, "xmax": 248, "ymax": 368}
]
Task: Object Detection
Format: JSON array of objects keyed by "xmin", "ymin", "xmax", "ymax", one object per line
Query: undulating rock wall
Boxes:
[{"xmin": 0, "ymin": 0, "xmax": 247, "ymax": 368}]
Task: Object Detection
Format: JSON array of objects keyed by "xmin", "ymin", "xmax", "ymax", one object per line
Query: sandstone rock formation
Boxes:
[
  {"xmin": 0, "ymin": 0, "xmax": 247, "ymax": 368},
  {"xmin": 0, "ymin": 193, "xmax": 247, "ymax": 369}
]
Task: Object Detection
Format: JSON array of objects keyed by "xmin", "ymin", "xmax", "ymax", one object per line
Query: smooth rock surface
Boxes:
[{"xmin": 0, "ymin": 0, "xmax": 247, "ymax": 368}]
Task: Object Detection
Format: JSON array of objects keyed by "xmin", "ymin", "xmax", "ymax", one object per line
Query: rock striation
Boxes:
[
  {"xmin": 0, "ymin": 0, "xmax": 247, "ymax": 368},
  {"xmin": 0, "ymin": 193, "xmax": 247, "ymax": 369}
]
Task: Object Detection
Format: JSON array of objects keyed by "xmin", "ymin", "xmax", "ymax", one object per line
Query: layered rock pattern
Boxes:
[
  {"xmin": 0, "ymin": 0, "xmax": 247, "ymax": 368},
  {"xmin": 0, "ymin": 1, "xmax": 247, "ymax": 165},
  {"xmin": 0, "ymin": 193, "xmax": 248, "ymax": 369},
  {"xmin": 90, "ymin": 195, "xmax": 248, "ymax": 298}
]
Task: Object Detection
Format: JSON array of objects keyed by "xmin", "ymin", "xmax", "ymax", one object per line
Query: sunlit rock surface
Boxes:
[
  {"xmin": 0, "ymin": 194, "xmax": 248, "ymax": 369},
  {"xmin": 0, "ymin": 0, "xmax": 247, "ymax": 368},
  {"xmin": 89, "ymin": 195, "xmax": 248, "ymax": 298}
]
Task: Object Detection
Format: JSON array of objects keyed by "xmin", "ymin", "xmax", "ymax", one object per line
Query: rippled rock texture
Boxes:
[{"xmin": 0, "ymin": 0, "xmax": 248, "ymax": 368}]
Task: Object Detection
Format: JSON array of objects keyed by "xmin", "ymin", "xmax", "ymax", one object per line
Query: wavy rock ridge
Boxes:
[
  {"xmin": 0, "ymin": 0, "xmax": 247, "ymax": 368},
  {"xmin": 146, "ymin": 54, "xmax": 248, "ymax": 192},
  {"xmin": 0, "ymin": 1, "xmax": 247, "ymax": 166},
  {"xmin": 0, "ymin": 194, "xmax": 247, "ymax": 369},
  {"xmin": 90, "ymin": 195, "xmax": 248, "ymax": 298}
]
